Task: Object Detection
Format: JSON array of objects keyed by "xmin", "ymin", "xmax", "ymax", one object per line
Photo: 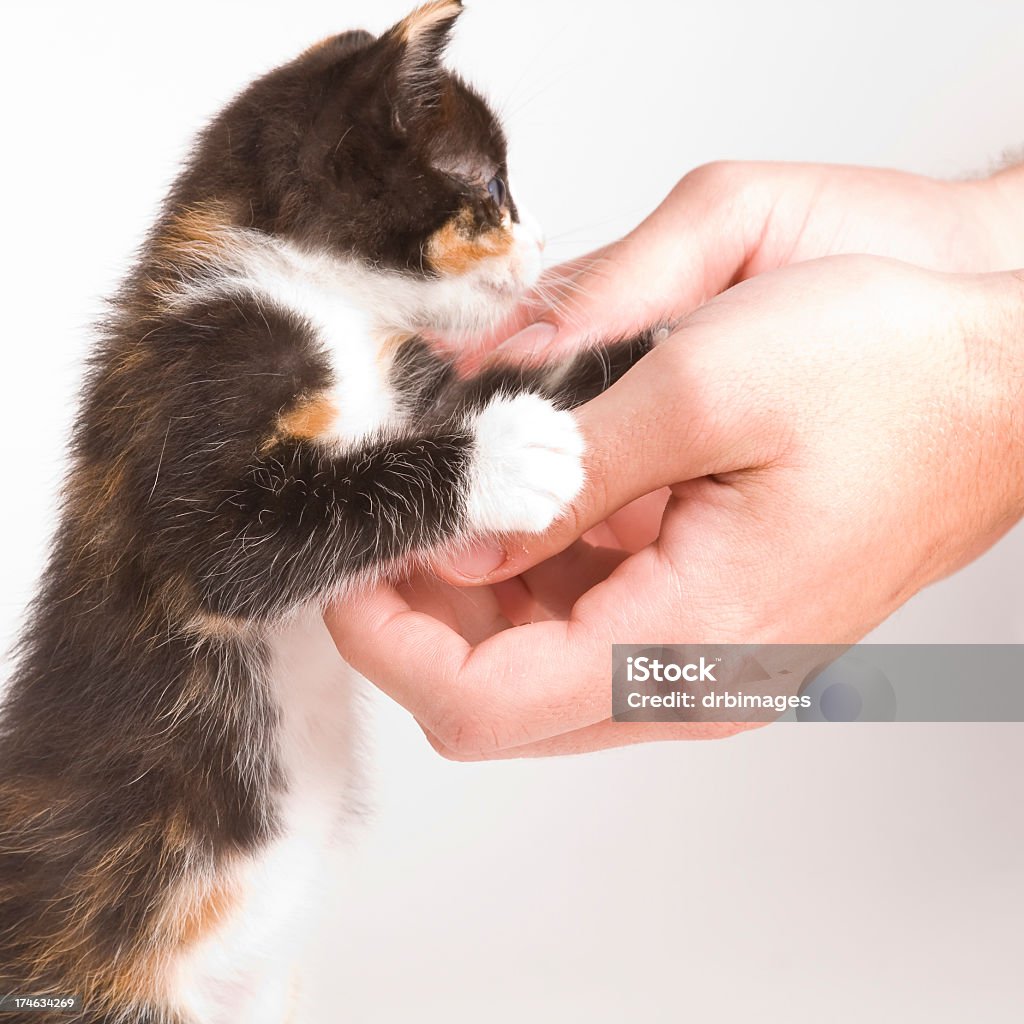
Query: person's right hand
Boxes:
[
  {"xmin": 493, "ymin": 160, "xmax": 1024, "ymax": 360},
  {"xmin": 331, "ymin": 255, "xmax": 1024, "ymax": 758}
]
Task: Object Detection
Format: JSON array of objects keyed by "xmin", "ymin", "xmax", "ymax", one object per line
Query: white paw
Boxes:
[{"xmin": 466, "ymin": 392, "xmax": 584, "ymax": 534}]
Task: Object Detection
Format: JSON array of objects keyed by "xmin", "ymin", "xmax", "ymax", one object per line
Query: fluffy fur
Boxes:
[{"xmin": 0, "ymin": 4, "xmax": 656, "ymax": 1021}]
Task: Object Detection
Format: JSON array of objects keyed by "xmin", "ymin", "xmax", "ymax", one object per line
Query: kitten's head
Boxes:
[{"xmin": 178, "ymin": 0, "xmax": 541, "ymax": 333}]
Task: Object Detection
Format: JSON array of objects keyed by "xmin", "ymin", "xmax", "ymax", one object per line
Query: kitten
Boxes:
[{"xmin": 0, "ymin": 3, "xmax": 654, "ymax": 1021}]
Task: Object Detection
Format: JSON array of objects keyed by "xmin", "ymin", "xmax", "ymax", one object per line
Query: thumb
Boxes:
[
  {"xmin": 493, "ymin": 164, "xmax": 766, "ymax": 361},
  {"xmin": 435, "ymin": 332, "xmax": 749, "ymax": 585}
]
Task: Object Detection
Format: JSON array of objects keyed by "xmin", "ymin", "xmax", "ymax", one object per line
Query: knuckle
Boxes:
[
  {"xmin": 679, "ymin": 160, "xmax": 743, "ymax": 194},
  {"xmin": 426, "ymin": 731, "xmax": 480, "ymax": 763},
  {"xmin": 431, "ymin": 701, "xmax": 504, "ymax": 758}
]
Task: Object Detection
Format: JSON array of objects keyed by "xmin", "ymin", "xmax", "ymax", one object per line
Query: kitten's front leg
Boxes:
[
  {"xmin": 442, "ymin": 328, "xmax": 661, "ymax": 419},
  {"xmin": 182, "ymin": 404, "xmax": 584, "ymax": 621},
  {"xmin": 418, "ymin": 328, "xmax": 664, "ymax": 535},
  {"xmin": 543, "ymin": 328, "xmax": 667, "ymax": 409},
  {"xmin": 463, "ymin": 391, "xmax": 584, "ymax": 535}
]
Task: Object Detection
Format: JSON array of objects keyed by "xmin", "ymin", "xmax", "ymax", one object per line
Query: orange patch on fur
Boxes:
[
  {"xmin": 99, "ymin": 872, "xmax": 237, "ymax": 1013},
  {"xmin": 157, "ymin": 199, "xmax": 236, "ymax": 259},
  {"xmin": 276, "ymin": 393, "xmax": 338, "ymax": 441},
  {"xmin": 6, "ymin": 817, "xmax": 176, "ymax": 1011},
  {"xmin": 426, "ymin": 209, "xmax": 513, "ymax": 276},
  {"xmin": 0, "ymin": 705, "xmax": 238, "ymax": 1016},
  {"xmin": 376, "ymin": 331, "xmax": 414, "ymax": 368},
  {"xmin": 148, "ymin": 198, "xmax": 239, "ymax": 307},
  {"xmin": 186, "ymin": 609, "xmax": 250, "ymax": 641},
  {"xmin": 172, "ymin": 876, "xmax": 238, "ymax": 948},
  {"xmin": 102, "ymin": 954, "xmax": 169, "ymax": 1011},
  {"xmin": 107, "ymin": 825, "xmax": 238, "ymax": 1003}
]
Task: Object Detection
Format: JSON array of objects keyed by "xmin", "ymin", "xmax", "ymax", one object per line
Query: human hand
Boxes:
[
  {"xmin": 485, "ymin": 160, "xmax": 1024, "ymax": 363},
  {"xmin": 448, "ymin": 157, "xmax": 1024, "ymax": 598},
  {"xmin": 327, "ymin": 256, "xmax": 1024, "ymax": 758}
]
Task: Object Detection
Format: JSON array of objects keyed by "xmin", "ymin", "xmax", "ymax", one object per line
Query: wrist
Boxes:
[
  {"xmin": 963, "ymin": 268, "xmax": 1024, "ymax": 531},
  {"xmin": 965, "ymin": 163, "xmax": 1024, "ymax": 269}
]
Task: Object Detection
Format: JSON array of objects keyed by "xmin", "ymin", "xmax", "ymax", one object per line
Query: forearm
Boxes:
[{"xmin": 955, "ymin": 267, "xmax": 1024, "ymax": 553}]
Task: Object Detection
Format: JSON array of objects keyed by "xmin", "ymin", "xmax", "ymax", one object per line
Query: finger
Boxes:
[
  {"xmin": 327, "ymin": 584, "xmax": 518, "ymax": 750},
  {"xmin": 422, "ymin": 718, "xmax": 759, "ymax": 760},
  {"xmin": 453, "ymin": 255, "xmax": 618, "ymax": 372},
  {"xmin": 588, "ymin": 488, "xmax": 671, "ymax": 552},
  {"xmin": 483, "ymin": 539, "xmax": 631, "ymax": 624},
  {"xmin": 435, "ymin": 334, "xmax": 759, "ymax": 585},
  {"xmin": 512, "ymin": 540, "xmax": 630, "ymax": 619},
  {"xmin": 328, "ymin": 563, "xmax": 658, "ymax": 755},
  {"xmin": 492, "ymin": 164, "xmax": 770, "ymax": 360},
  {"xmin": 395, "ymin": 573, "xmax": 511, "ymax": 645}
]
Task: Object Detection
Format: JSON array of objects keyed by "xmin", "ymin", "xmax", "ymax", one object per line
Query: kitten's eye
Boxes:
[{"xmin": 486, "ymin": 175, "xmax": 506, "ymax": 208}]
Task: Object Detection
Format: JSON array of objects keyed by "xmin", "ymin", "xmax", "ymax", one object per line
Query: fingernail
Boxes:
[
  {"xmin": 495, "ymin": 321, "xmax": 559, "ymax": 358},
  {"xmin": 444, "ymin": 541, "xmax": 507, "ymax": 581}
]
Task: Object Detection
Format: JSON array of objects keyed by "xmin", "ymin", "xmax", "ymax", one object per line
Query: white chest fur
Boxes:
[
  {"xmin": 172, "ymin": 234, "xmax": 413, "ymax": 447},
  {"xmin": 241, "ymin": 255, "xmax": 402, "ymax": 446},
  {"xmin": 170, "ymin": 610, "xmax": 361, "ymax": 1024}
]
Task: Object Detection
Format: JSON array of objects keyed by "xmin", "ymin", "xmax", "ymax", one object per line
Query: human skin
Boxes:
[
  {"xmin": 326, "ymin": 162, "xmax": 1024, "ymax": 759},
  {"xmin": 484, "ymin": 160, "xmax": 1024, "ymax": 361}
]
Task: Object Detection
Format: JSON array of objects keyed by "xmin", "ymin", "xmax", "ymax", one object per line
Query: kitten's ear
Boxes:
[{"xmin": 382, "ymin": 0, "xmax": 464, "ymax": 132}]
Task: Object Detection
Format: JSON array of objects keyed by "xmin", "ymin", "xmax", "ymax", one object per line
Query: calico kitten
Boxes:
[{"xmin": 0, "ymin": 3, "xmax": 654, "ymax": 1021}]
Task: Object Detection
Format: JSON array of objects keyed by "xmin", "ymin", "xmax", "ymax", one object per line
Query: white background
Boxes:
[{"xmin": 2, "ymin": 1, "xmax": 1023, "ymax": 1021}]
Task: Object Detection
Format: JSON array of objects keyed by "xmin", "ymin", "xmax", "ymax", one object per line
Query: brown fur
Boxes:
[
  {"xmin": 66, "ymin": 457, "xmax": 128, "ymax": 541},
  {"xmin": 6, "ymin": 811, "xmax": 172, "ymax": 1012},
  {"xmin": 95, "ymin": 838, "xmax": 236, "ymax": 1014}
]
